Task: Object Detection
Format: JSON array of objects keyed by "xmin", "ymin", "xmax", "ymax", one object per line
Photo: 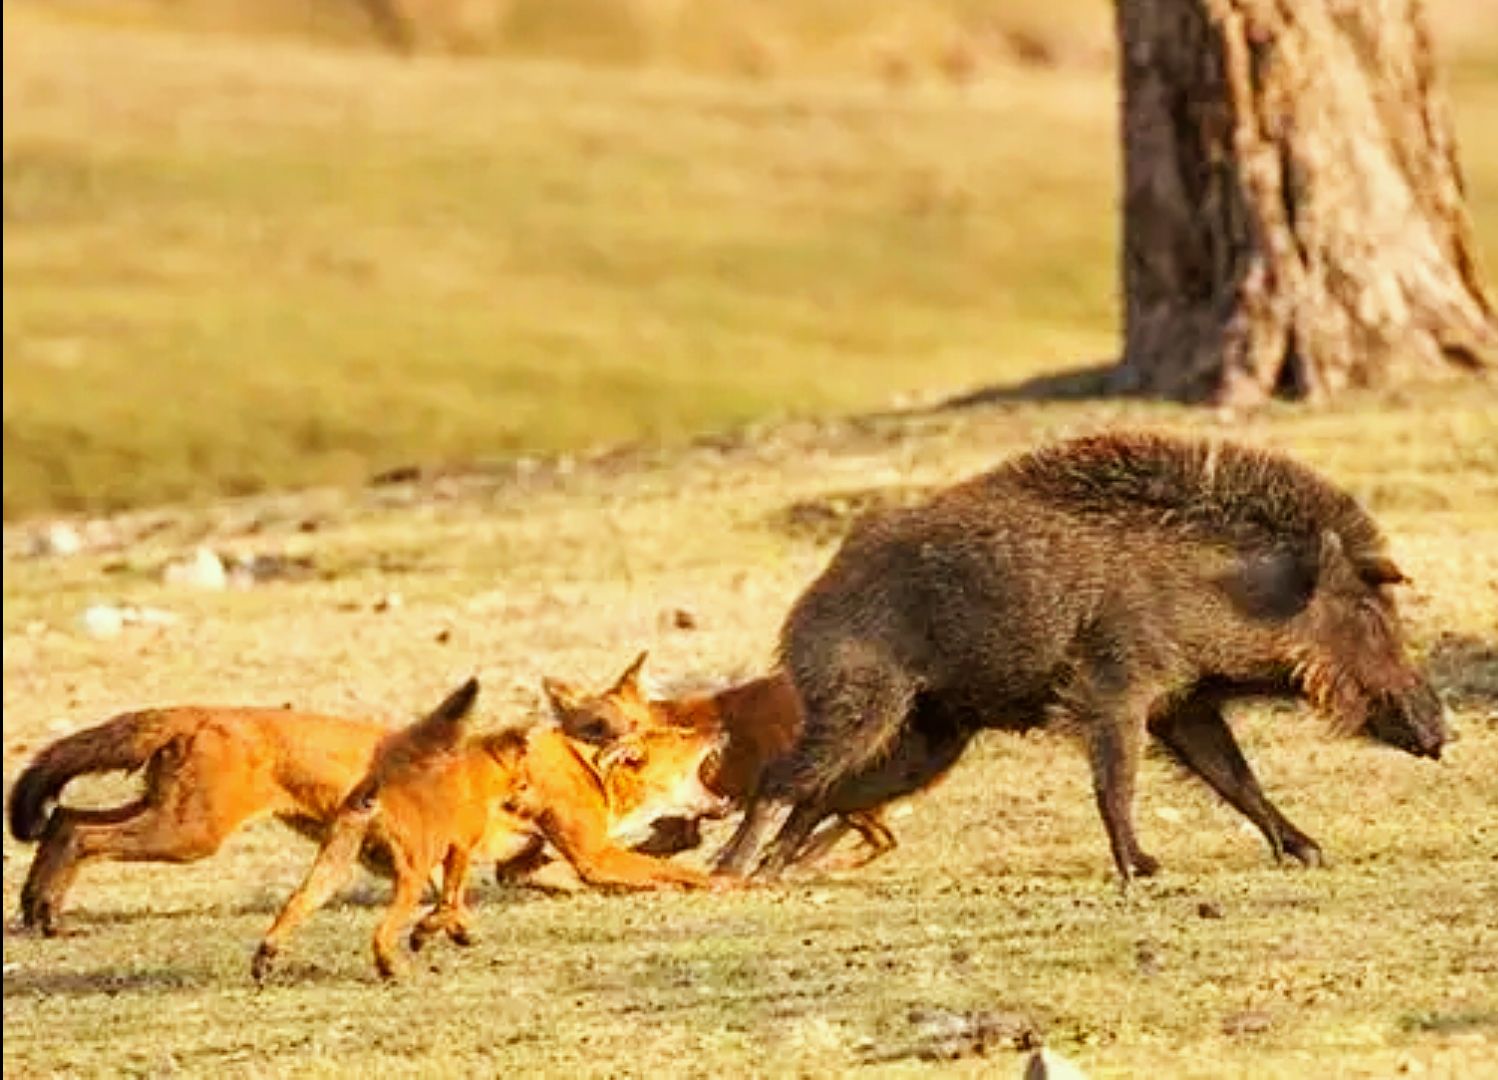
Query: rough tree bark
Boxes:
[{"xmin": 1113, "ymin": 0, "xmax": 1497, "ymax": 404}]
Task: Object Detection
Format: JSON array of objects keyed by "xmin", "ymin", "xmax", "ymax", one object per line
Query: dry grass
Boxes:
[
  {"xmin": 4, "ymin": 4, "xmax": 1498, "ymax": 1075},
  {"xmin": 4, "ymin": 3, "xmax": 1498, "ymax": 517},
  {"xmin": 4, "ymin": 382, "xmax": 1497, "ymax": 1077}
]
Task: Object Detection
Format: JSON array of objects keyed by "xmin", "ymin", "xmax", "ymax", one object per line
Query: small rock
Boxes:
[
  {"xmin": 80, "ymin": 604, "xmax": 179, "ymax": 637},
  {"xmin": 1221, "ymin": 1009, "xmax": 1273, "ymax": 1036},
  {"xmin": 666, "ymin": 607, "xmax": 698, "ymax": 631},
  {"xmin": 227, "ymin": 552, "xmax": 317, "ymax": 587},
  {"xmin": 35, "ymin": 522, "xmax": 84, "ymax": 557},
  {"xmin": 1197, "ymin": 900, "xmax": 1225, "ymax": 919},
  {"xmin": 81, "ymin": 604, "xmax": 125, "ymax": 638},
  {"xmin": 373, "ymin": 592, "xmax": 403, "ymax": 613},
  {"xmin": 1024, "ymin": 1048, "xmax": 1090, "ymax": 1080},
  {"xmin": 132, "ymin": 606, "xmax": 179, "ymax": 627},
  {"xmin": 163, "ymin": 547, "xmax": 227, "ymax": 590},
  {"xmin": 435, "ymin": 628, "xmax": 452, "ymax": 644}
]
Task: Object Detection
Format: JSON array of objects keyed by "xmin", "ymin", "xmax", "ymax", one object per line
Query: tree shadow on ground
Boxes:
[{"xmin": 910, "ymin": 361, "xmax": 1120, "ymax": 413}]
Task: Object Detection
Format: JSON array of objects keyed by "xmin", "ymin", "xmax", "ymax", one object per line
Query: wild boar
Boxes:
[{"xmin": 717, "ymin": 431, "xmax": 1447, "ymax": 883}]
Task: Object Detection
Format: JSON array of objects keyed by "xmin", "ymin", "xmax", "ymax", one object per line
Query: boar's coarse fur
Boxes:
[{"xmin": 717, "ymin": 431, "xmax": 1447, "ymax": 883}]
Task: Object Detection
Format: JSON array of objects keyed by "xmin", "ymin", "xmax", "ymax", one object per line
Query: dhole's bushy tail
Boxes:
[{"xmin": 7, "ymin": 711, "xmax": 186, "ymax": 841}]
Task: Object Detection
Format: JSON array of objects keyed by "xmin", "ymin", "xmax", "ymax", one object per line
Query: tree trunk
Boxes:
[{"xmin": 1113, "ymin": 0, "xmax": 1497, "ymax": 405}]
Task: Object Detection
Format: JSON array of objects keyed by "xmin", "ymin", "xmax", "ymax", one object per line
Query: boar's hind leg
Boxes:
[
  {"xmin": 1148, "ymin": 694, "xmax": 1323, "ymax": 867},
  {"xmin": 753, "ymin": 798, "xmax": 836, "ymax": 879},
  {"xmin": 712, "ymin": 787, "xmax": 780, "ymax": 877}
]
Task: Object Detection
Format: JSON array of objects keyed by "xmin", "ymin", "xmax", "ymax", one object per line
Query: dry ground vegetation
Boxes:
[
  {"xmin": 3, "ymin": 0, "xmax": 1498, "ymax": 517},
  {"xmin": 4, "ymin": 3, "xmax": 1498, "ymax": 1078},
  {"xmin": 4, "ymin": 389, "xmax": 1498, "ymax": 1078}
]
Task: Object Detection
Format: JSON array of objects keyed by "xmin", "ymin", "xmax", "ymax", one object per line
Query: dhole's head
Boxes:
[
  {"xmin": 544, "ymin": 651, "xmax": 657, "ymax": 744},
  {"xmin": 599, "ymin": 725, "xmax": 731, "ymax": 846}
]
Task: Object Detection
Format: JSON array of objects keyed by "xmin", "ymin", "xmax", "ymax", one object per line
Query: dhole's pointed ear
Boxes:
[
  {"xmin": 429, "ymin": 676, "xmax": 480, "ymax": 726},
  {"xmin": 542, "ymin": 676, "xmax": 581, "ymax": 715},
  {"xmin": 611, "ymin": 650, "xmax": 650, "ymax": 698},
  {"xmin": 1357, "ymin": 554, "xmax": 1409, "ymax": 587}
]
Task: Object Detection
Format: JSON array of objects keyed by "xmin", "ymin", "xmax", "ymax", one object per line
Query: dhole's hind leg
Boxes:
[
  {"xmin": 21, "ymin": 802, "xmax": 228, "ymax": 936},
  {"xmin": 1148, "ymin": 692, "xmax": 1322, "ymax": 866},
  {"xmin": 410, "ymin": 846, "xmax": 476, "ymax": 954},
  {"xmin": 252, "ymin": 811, "xmax": 371, "ymax": 983},
  {"xmin": 371, "ymin": 864, "xmax": 429, "ymax": 980}
]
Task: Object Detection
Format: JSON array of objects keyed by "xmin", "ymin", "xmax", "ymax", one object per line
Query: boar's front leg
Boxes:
[
  {"xmin": 1084, "ymin": 707, "xmax": 1160, "ymax": 885},
  {"xmin": 1062, "ymin": 635, "xmax": 1161, "ymax": 885},
  {"xmin": 1147, "ymin": 691, "xmax": 1323, "ymax": 867}
]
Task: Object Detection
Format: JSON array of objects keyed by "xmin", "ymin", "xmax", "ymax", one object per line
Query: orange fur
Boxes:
[
  {"xmin": 545, "ymin": 656, "xmax": 907, "ymax": 871},
  {"xmin": 9, "ymin": 706, "xmax": 390, "ymax": 935},
  {"xmin": 252, "ymin": 678, "xmax": 728, "ymax": 981}
]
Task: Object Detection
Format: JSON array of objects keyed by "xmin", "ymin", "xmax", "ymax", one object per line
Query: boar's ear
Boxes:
[
  {"xmin": 1220, "ymin": 548, "xmax": 1318, "ymax": 619},
  {"xmin": 1356, "ymin": 554, "xmax": 1409, "ymax": 587},
  {"xmin": 542, "ymin": 676, "xmax": 581, "ymax": 715},
  {"xmin": 1314, "ymin": 529, "xmax": 1368, "ymax": 593},
  {"xmin": 611, "ymin": 650, "xmax": 650, "ymax": 699}
]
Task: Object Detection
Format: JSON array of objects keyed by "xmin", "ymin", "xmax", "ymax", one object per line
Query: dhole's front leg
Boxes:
[
  {"xmin": 252, "ymin": 809, "xmax": 371, "ymax": 983},
  {"xmin": 567, "ymin": 843, "xmax": 716, "ymax": 891},
  {"xmin": 546, "ymin": 814, "xmax": 718, "ymax": 891},
  {"xmin": 521, "ymin": 741, "xmax": 718, "ymax": 892}
]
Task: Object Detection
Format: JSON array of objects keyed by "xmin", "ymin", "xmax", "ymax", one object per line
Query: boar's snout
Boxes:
[{"xmin": 1365, "ymin": 681, "xmax": 1448, "ymax": 760}]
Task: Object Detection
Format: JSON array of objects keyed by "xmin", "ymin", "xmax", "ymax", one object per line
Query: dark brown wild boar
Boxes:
[{"xmin": 716, "ymin": 431, "xmax": 1448, "ymax": 883}]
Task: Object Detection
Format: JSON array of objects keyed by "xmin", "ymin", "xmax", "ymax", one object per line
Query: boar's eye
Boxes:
[{"xmin": 1220, "ymin": 548, "xmax": 1317, "ymax": 619}]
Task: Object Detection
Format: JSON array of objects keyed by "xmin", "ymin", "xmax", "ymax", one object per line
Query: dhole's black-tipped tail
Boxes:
[
  {"xmin": 406, "ymin": 676, "xmax": 480, "ymax": 755},
  {"xmin": 7, "ymin": 711, "xmax": 184, "ymax": 841},
  {"xmin": 8, "ymin": 767, "xmax": 58, "ymax": 843},
  {"xmin": 360, "ymin": 677, "xmax": 483, "ymax": 798}
]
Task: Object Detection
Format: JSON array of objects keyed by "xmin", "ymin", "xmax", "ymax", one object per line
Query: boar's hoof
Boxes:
[
  {"xmin": 1131, "ymin": 850, "xmax": 1162, "ymax": 878},
  {"xmin": 1285, "ymin": 838, "xmax": 1324, "ymax": 868}
]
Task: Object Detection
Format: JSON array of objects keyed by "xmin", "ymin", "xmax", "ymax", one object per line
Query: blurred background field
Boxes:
[{"xmin": 5, "ymin": 0, "xmax": 1496, "ymax": 518}]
